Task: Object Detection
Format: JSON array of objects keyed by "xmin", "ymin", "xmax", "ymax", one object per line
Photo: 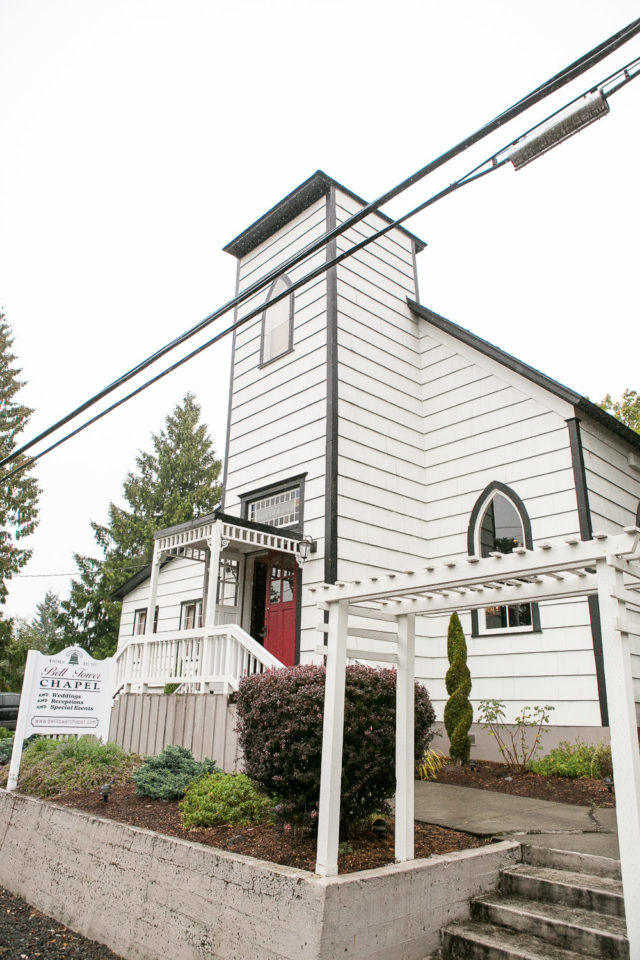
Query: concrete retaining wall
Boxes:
[
  {"xmin": 0, "ymin": 789, "xmax": 519, "ymax": 960},
  {"xmin": 109, "ymin": 693, "xmax": 240, "ymax": 771}
]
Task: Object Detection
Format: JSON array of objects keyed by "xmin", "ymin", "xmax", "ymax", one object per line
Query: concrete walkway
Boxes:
[{"xmin": 415, "ymin": 780, "xmax": 619, "ymax": 859}]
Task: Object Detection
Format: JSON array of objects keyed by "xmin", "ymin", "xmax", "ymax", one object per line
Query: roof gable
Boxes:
[{"xmin": 410, "ymin": 299, "xmax": 640, "ymax": 452}]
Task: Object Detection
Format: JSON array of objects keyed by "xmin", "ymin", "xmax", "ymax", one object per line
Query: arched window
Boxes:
[
  {"xmin": 260, "ymin": 274, "xmax": 294, "ymax": 366},
  {"xmin": 467, "ymin": 482, "xmax": 540, "ymax": 635}
]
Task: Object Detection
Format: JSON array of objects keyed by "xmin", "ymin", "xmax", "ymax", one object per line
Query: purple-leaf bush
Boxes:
[{"xmin": 235, "ymin": 664, "xmax": 436, "ymax": 827}]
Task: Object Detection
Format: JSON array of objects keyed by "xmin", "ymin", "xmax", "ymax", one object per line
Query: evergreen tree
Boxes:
[
  {"xmin": 0, "ymin": 592, "xmax": 64, "ymax": 691},
  {"xmin": 0, "ymin": 313, "xmax": 40, "ymax": 665},
  {"xmin": 60, "ymin": 394, "xmax": 222, "ymax": 658},
  {"xmin": 443, "ymin": 611, "xmax": 473, "ymax": 763}
]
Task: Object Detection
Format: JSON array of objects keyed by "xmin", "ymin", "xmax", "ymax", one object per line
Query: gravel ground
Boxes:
[{"xmin": 0, "ymin": 887, "xmax": 123, "ymax": 960}]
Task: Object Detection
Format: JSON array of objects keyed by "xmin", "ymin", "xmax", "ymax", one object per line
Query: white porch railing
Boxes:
[{"xmin": 115, "ymin": 625, "xmax": 284, "ymax": 694}]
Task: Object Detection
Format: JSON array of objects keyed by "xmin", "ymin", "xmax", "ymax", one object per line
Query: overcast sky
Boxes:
[{"xmin": 2, "ymin": 0, "xmax": 639, "ymax": 621}]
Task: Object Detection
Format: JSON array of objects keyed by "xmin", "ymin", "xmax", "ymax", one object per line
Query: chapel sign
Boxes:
[{"xmin": 7, "ymin": 646, "xmax": 116, "ymax": 791}]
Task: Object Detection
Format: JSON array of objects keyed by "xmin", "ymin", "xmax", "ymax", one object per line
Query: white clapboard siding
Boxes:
[
  {"xmin": 238, "ymin": 198, "xmax": 328, "ymax": 287},
  {"xmin": 117, "ymin": 557, "xmax": 206, "ymax": 650},
  {"xmin": 226, "ymin": 189, "xmax": 330, "ymax": 522}
]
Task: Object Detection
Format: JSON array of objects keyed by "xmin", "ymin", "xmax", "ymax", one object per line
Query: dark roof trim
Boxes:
[
  {"xmin": 110, "ymin": 557, "xmax": 174, "ymax": 602},
  {"xmin": 410, "ymin": 299, "xmax": 640, "ymax": 453},
  {"xmin": 155, "ymin": 508, "xmax": 304, "ymax": 542},
  {"xmin": 223, "ymin": 170, "xmax": 426, "ymax": 259}
]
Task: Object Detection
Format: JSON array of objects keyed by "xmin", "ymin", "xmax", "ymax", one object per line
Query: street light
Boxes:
[{"xmin": 508, "ymin": 90, "xmax": 610, "ymax": 170}]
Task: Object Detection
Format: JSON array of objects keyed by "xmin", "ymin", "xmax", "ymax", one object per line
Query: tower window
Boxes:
[{"xmin": 260, "ymin": 275, "xmax": 294, "ymax": 366}]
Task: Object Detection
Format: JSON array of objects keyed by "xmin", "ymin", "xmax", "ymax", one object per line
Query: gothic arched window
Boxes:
[
  {"xmin": 467, "ymin": 482, "xmax": 540, "ymax": 635},
  {"xmin": 260, "ymin": 274, "xmax": 294, "ymax": 366}
]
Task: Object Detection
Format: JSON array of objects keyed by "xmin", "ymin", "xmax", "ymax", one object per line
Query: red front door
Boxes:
[{"xmin": 264, "ymin": 552, "xmax": 297, "ymax": 666}]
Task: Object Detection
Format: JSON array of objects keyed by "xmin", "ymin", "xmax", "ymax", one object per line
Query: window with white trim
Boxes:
[
  {"xmin": 180, "ymin": 599, "xmax": 203, "ymax": 630},
  {"xmin": 133, "ymin": 607, "xmax": 158, "ymax": 635},
  {"xmin": 248, "ymin": 486, "xmax": 300, "ymax": 529},
  {"xmin": 471, "ymin": 488, "xmax": 534, "ymax": 633},
  {"xmin": 260, "ymin": 275, "xmax": 293, "ymax": 365},
  {"xmin": 217, "ymin": 558, "xmax": 239, "ymax": 606}
]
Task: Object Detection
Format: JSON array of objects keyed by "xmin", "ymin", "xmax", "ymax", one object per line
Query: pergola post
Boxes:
[
  {"xmin": 596, "ymin": 555, "xmax": 640, "ymax": 957},
  {"xmin": 315, "ymin": 598, "xmax": 348, "ymax": 877},
  {"xmin": 141, "ymin": 540, "xmax": 161, "ymax": 691},
  {"xmin": 395, "ymin": 613, "xmax": 415, "ymax": 862}
]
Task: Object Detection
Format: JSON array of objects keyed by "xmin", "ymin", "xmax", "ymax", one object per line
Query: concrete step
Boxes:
[
  {"xmin": 472, "ymin": 893, "xmax": 628, "ymax": 959},
  {"xmin": 520, "ymin": 843, "xmax": 621, "ymax": 880},
  {"xmin": 500, "ymin": 863, "xmax": 625, "ymax": 918},
  {"xmin": 441, "ymin": 919, "xmax": 588, "ymax": 959}
]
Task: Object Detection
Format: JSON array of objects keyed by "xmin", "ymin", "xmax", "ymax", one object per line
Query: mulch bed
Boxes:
[
  {"xmin": 435, "ymin": 758, "xmax": 616, "ymax": 807},
  {"xmin": 52, "ymin": 780, "xmax": 490, "ymax": 873},
  {"xmin": 0, "ymin": 886, "xmax": 124, "ymax": 960}
]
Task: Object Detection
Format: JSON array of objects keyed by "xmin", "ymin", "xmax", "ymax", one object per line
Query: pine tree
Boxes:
[
  {"xmin": 0, "ymin": 313, "xmax": 40, "ymax": 665},
  {"xmin": 60, "ymin": 394, "xmax": 222, "ymax": 658},
  {"xmin": 443, "ymin": 611, "xmax": 473, "ymax": 763}
]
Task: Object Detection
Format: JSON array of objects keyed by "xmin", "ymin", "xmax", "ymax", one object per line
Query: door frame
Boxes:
[{"xmin": 243, "ymin": 549, "xmax": 301, "ymax": 665}]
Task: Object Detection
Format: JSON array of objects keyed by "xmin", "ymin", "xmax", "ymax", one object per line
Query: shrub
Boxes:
[
  {"xmin": 416, "ymin": 747, "xmax": 446, "ymax": 781},
  {"xmin": 478, "ymin": 699, "xmax": 554, "ymax": 773},
  {"xmin": 236, "ymin": 664, "xmax": 436, "ymax": 828},
  {"xmin": 0, "ymin": 735, "xmax": 15, "ymax": 763},
  {"xmin": 180, "ymin": 772, "xmax": 274, "ymax": 828},
  {"xmin": 528, "ymin": 739, "xmax": 612, "ymax": 780},
  {"xmin": 163, "ymin": 683, "xmax": 181, "ymax": 695},
  {"xmin": 132, "ymin": 745, "xmax": 217, "ymax": 801},
  {"xmin": 0, "ymin": 736, "xmax": 138, "ymax": 797},
  {"xmin": 591, "ymin": 741, "xmax": 613, "ymax": 779},
  {"xmin": 443, "ymin": 612, "xmax": 473, "ymax": 763},
  {"xmin": 528, "ymin": 740, "xmax": 594, "ymax": 778},
  {"xmin": 0, "ymin": 727, "xmax": 11, "ymax": 739}
]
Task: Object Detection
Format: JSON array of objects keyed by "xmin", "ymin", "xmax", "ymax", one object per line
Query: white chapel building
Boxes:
[{"xmin": 113, "ymin": 170, "xmax": 640, "ymax": 751}]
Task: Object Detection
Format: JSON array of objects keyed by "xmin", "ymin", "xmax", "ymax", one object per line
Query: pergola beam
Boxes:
[
  {"xmin": 314, "ymin": 531, "xmax": 640, "ymax": 960},
  {"xmin": 315, "ymin": 532, "xmax": 639, "ymax": 606}
]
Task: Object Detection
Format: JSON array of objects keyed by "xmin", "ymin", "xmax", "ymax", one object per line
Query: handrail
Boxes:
[{"xmin": 114, "ymin": 623, "xmax": 284, "ymax": 693}]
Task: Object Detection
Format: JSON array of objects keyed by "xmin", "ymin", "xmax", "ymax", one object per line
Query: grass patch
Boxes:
[{"xmin": 0, "ymin": 736, "xmax": 139, "ymax": 797}]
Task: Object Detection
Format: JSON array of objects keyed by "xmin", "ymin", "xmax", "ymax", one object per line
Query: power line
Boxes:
[
  {"xmin": 3, "ymin": 16, "xmax": 640, "ymax": 472},
  {"xmin": 14, "ymin": 561, "xmax": 151, "ymax": 578},
  {"xmin": 4, "ymin": 48, "xmax": 640, "ymax": 485}
]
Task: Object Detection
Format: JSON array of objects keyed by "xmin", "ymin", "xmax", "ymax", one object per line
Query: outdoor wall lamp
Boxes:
[{"xmin": 297, "ymin": 536, "xmax": 317, "ymax": 563}]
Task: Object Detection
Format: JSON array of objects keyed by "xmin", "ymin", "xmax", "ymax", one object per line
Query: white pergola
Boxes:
[{"xmin": 312, "ymin": 529, "xmax": 640, "ymax": 955}]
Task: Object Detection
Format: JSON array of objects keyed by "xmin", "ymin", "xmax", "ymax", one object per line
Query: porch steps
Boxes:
[{"xmin": 436, "ymin": 844, "xmax": 628, "ymax": 959}]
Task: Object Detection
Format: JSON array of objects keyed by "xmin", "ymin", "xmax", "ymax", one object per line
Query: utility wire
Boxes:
[
  {"xmin": 5, "ymin": 47, "xmax": 640, "ymax": 486},
  {"xmin": 3, "ymin": 16, "xmax": 640, "ymax": 472},
  {"xmin": 5, "ymin": 45, "xmax": 640, "ymax": 485}
]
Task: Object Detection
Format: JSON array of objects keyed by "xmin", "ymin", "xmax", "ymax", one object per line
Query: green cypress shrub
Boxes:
[{"xmin": 443, "ymin": 612, "xmax": 473, "ymax": 763}]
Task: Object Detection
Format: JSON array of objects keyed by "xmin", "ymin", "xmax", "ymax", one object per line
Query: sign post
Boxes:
[{"xmin": 7, "ymin": 645, "xmax": 116, "ymax": 792}]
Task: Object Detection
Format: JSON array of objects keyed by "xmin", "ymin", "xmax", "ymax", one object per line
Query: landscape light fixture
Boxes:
[
  {"xmin": 469, "ymin": 758, "xmax": 477, "ymax": 772},
  {"xmin": 603, "ymin": 775, "xmax": 614, "ymax": 793},
  {"xmin": 508, "ymin": 90, "xmax": 610, "ymax": 169},
  {"xmin": 100, "ymin": 783, "xmax": 112, "ymax": 802}
]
